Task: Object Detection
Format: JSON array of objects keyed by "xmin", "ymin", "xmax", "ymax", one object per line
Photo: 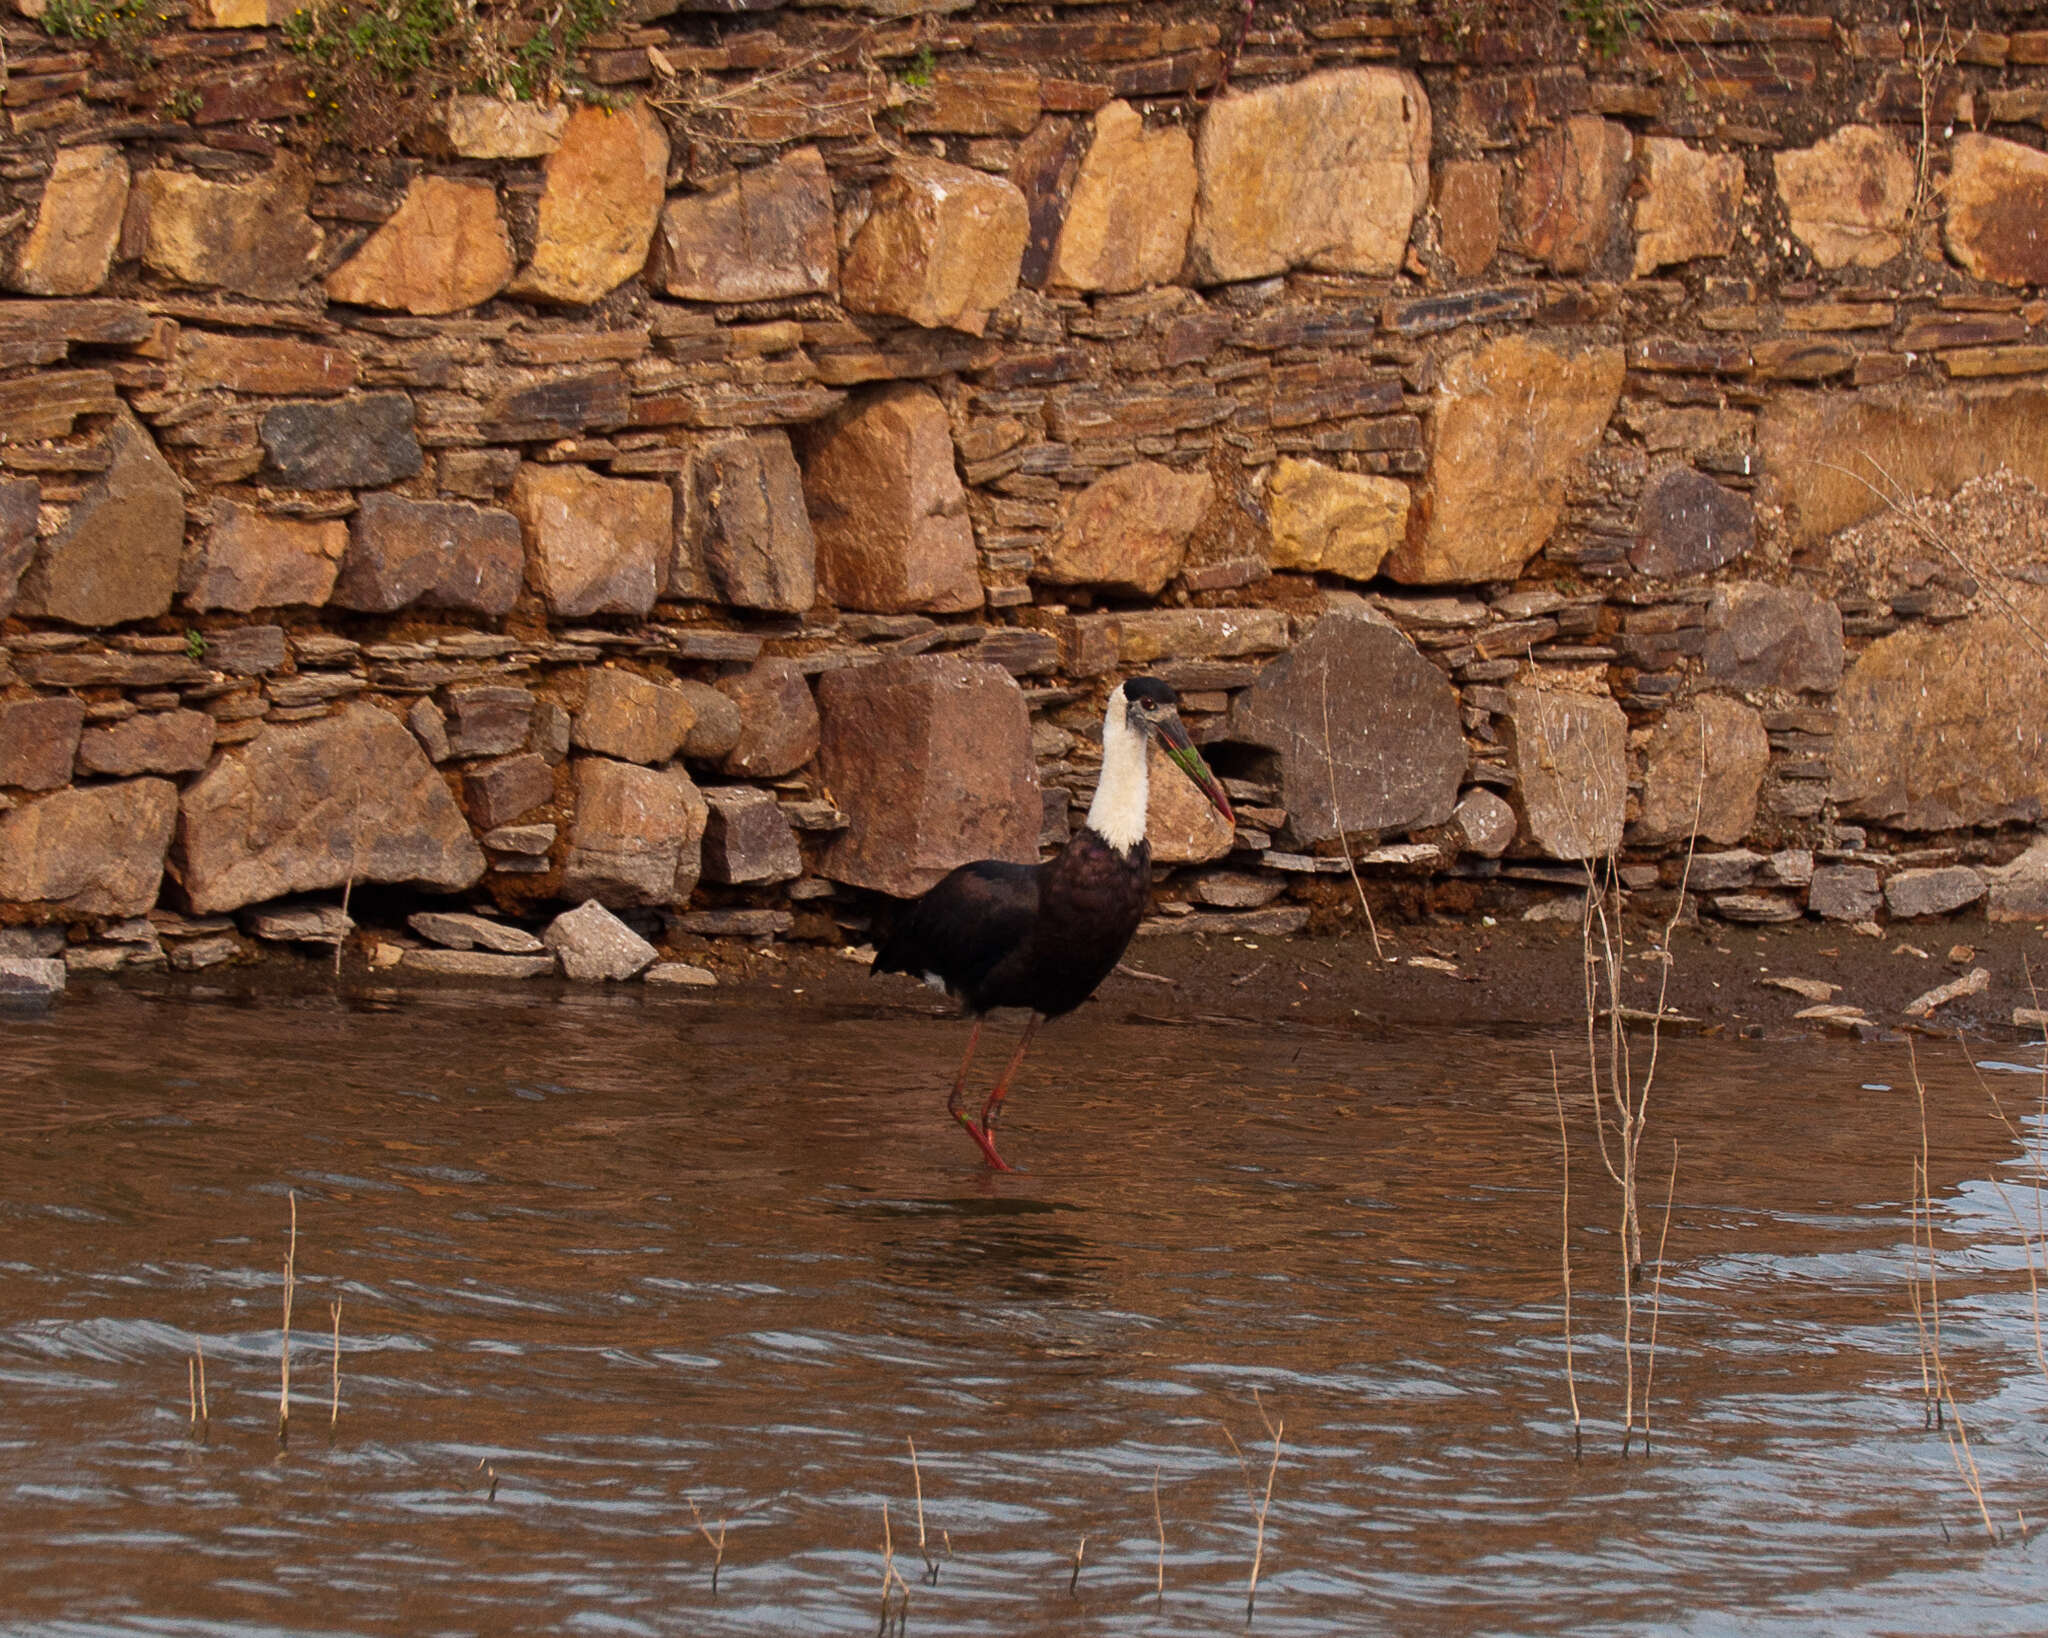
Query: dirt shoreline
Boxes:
[{"xmin": 76, "ymin": 913, "xmax": 2048, "ymax": 1047}]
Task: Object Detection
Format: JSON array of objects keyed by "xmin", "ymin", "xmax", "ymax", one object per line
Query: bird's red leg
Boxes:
[
  {"xmin": 976, "ymin": 1014, "xmax": 1042, "ymax": 1169},
  {"xmin": 945, "ymin": 1018, "xmax": 1013, "ymax": 1170}
]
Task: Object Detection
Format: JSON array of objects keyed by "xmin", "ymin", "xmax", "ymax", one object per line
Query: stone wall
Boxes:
[{"xmin": 3, "ymin": 0, "xmax": 2048, "ymax": 979}]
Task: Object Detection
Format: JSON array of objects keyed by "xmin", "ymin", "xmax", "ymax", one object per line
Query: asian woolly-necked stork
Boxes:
[{"xmin": 872, "ymin": 676, "xmax": 1234, "ymax": 1171}]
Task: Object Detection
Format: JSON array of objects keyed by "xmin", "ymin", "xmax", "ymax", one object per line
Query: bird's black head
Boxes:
[{"xmin": 1120, "ymin": 675, "xmax": 1180, "ymax": 729}]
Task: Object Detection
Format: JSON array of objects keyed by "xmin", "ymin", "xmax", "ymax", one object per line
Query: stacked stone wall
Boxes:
[{"xmin": 3, "ymin": 0, "xmax": 2048, "ymax": 978}]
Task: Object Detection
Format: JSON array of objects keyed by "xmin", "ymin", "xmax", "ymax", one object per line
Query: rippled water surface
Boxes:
[{"xmin": 5, "ymin": 982, "xmax": 2048, "ymax": 1636}]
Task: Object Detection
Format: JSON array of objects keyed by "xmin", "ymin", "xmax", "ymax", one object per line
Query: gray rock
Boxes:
[
  {"xmin": 1632, "ymin": 467, "xmax": 1754, "ymax": 577},
  {"xmin": 0, "ymin": 474, "xmax": 37, "ymax": 620},
  {"xmin": 483, "ymin": 823, "xmax": 555, "ymax": 856},
  {"xmin": 0, "ymin": 777, "xmax": 177, "ymax": 917},
  {"xmin": 717, "ymin": 659, "xmax": 820, "ymax": 779},
  {"xmin": 1986, "ymin": 835, "xmax": 2048, "ymax": 921},
  {"xmin": 0, "ymin": 926, "xmax": 66, "ymax": 958},
  {"xmin": 679, "ymin": 683, "xmax": 743, "ymax": 762},
  {"xmin": 1228, "ymin": 614, "xmax": 1464, "ymax": 845},
  {"xmin": 1501, "ymin": 686, "xmax": 1628, "ymax": 861},
  {"xmin": 244, "ymin": 901, "xmax": 354, "ymax": 945},
  {"xmin": 402, "ymin": 948, "xmax": 555, "ymax": 980},
  {"xmin": 1701, "ymin": 583, "xmax": 1845, "ymax": 693},
  {"xmin": 702, "ymin": 786, "xmax": 803, "ymax": 885},
  {"xmin": 441, "ymin": 685, "xmax": 533, "ymax": 759},
  {"xmin": 562, "ymin": 757, "xmax": 708, "ymax": 907},
  {"xmin": 1685, "ymin": 849, "xmax": 1765, "ymax": 892},
  {"xmin": 1808, "ymin": 863, "xmax": 1882, "ymax": 921},
  {"xmin": 1884, "ymin": 865, "xmax": 1986, "ymax": 919},
  {"xmin": 168, "ymin": 933, "xmax": 242, "ymax": 971},
  {"xmin": 1451, "ymin": 787, "xmax": 1517, "ymax": 858},
  {"xmin": 208, "ymin": 625, "xmax": 289, "ymax": 677},
  {"xmin": 1764, "ymin": 848, "xmax": 1815, "ymax": 887},
  {"xmin": 1135, "ymin": 906, "xmax": 1312, "ymax": 937},
  {"xmin": 0, "ymin": 955, "xmax": 65, "ymax": 996},
  {"xmin": 544, "ymin": 898, "xmax": 657, "ymax": 981},
  {"xmin": 670, "ymin": 909, "xmax": 793, "ymax": 938},
  {"xmin": 14, "ymin": 410, "xmax": 182, "ymax": 627},
  {"xmin": 260, "ymin": 393, "xmax": 423, "ymax": 490},
  {"xmin": 1712, "ymin": 892, "xmax": 1801, "ymax": 923},
  {"xmin": 332, "ymin": 492, "xmax": 523, "ymax": 616},
  {"xmin": 178, "ymin": 704, "xmax": 484, "ymax": 914},
  {"xmin": 1192, "ymin": 871, "xmax": 1287, "ymax": 909},
  {"xmin": 463, "ymin": 754, "xmax": 553, "ymax": 830},
  {"xmin": 408, "ymin": 910, "xmax": 544, "ymax": 954},
  {"xmin": 645, "ymin": 961, "xmax": 717, "ymax": 987},
  {"xmin": 0, "ymin": 696, "xmax": 86, "ymax": 790},
  {"xmin": 680, "ymin": 430, "xmax": 817, "ymax": 614}
]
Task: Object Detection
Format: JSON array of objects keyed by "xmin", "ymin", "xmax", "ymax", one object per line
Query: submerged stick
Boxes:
[
  {"xmin": 1153, "ymin": 1464, "xmax": 1165, "ymax": 1602},
  {"xmin": 1221, "ymin": 1390, "xmax": 1283, "ymax": 1621},
  {"xmin": 1551, "ymin": 1053, "xmax": 1582, "ymax": 1459},
  {"xmin": 1068, "ymin": 1534, "xmax": 1085, "ymax": 1597},
  {"xmin": 1641, "ymin": 1141, "xmax": 1679, "ymax": 1452},
  {"xmin": 907, "ymin": 1435, "xmax": 938, "ymax": 1583},
  {"xmin": 686, "ymin": 1497, "xmax": 727, "ymax": 1595},
  {"xmin": 279, "ymin": 1191, "xmax": 297, "ymax": 1444},
  {"xmin": 328, "ymin": 1299, "xmax": 342, "ymax": 1432}
]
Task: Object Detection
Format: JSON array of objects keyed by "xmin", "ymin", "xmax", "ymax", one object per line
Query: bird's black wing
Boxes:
[{"xmin": 871, "ymin": 860, "xmax": 1041, "ymax": 1007}]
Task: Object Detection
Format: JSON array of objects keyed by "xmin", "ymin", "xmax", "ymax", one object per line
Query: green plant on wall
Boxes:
[
  {"xmin": 280, "ymin": 0, "xmax": 620, "ymax": 134},
  {"xmin": 39, "ymin": 0, "xmax": 169, "ymax": 54},
  {"xmin": 1563, "ymin": 0, "xmax": 1644, "ymax": 56}
]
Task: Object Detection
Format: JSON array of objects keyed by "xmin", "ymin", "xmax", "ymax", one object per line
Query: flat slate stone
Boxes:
[
  {"xmin": 402, "ymin": 948, "xmax": 556, "ymax": 979},
  {"xmin": 408, "ymin": 910, "xmax": 545, "ymax": 953},
  {"xmin": 260, "ymin": 394, "xmax": 423, "ymax": 491}
]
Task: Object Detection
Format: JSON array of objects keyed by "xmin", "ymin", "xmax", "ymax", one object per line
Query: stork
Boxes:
[{"xmin": 872, "ymin": 677, "xmax": 1234, "ymax": 1170}]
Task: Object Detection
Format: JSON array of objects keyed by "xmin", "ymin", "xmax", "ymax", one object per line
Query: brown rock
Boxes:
[
  {"xmin": 1265, "ymin": 458, "xmax": 1409, "ymax": 582},
  {"xmin": 1434, "ymin": 159, "xmax": 1500, "ymax": 279},
  {"xmin": 178, "ymin": 704, "xmax": 485, "ymax": 913},
  {"xmin": 1146, "ymin": 737, "xmax": 1235, "ymax": 865},
  {"xmin": 513, "ymin": 462, "xmax": 670, "ymax": 618},
  {"xmin": 652, "ymin": 146, "xmax": 836, "ymax": 304},
  {"xmin": 1228, "ymin": 613, "xmax": 1464, "ymax": 843},
  {"xmin": 1701, "ymin": 583, "xmax": 1844, "ymax": 691},
  {"xmin": 1389, "ymin": 336, "xmax": 1625, "ymax": 584},
  {"xmin": 717, "ymin": 659, "xmax": 819, "ymax": 779},
  {"xmin": 1773, "ymin": 125, "xmax": 1913, "ymax": 269},
  {"xmin": 462, "ymin": 753, "xmax": 554, "ymax": 830},
  {"xmin": 702, "ymin": 785, "xmax": 803, "ymax": 885},
  {"xmin": 1502, "ymin": 686, "xmax": 1628, "ymax": 860},
  {"xmin": 0, "ymin": 476, "xmax": 35, "ymax": 619},
  {"xmin": 1633, "ymin": 137, "xmax": 1742, "ymax": 276},
  {"xmin": 1038, "ymin": 460, "xmax": 1210, "ymax": 597},
  {"xmin": 75, "ymin": 708, "xmax": 216, "ymax": 777},
  {"xmin": 0, "ymin": 778, "xmax": 177, "ymax": 917},
  {"xmin": 817, "ymin": 655, "xmax": 1039, "ymax": 897},
  {"xmin": 561, "ymin": 756, "xmax": 708, "ymax": 908},
  {"xmin": 325, "ymin": 176, "xmax": 514, "ymax": 316},
  {"xmin": 441, "ymin": 684, "xmax": 532, "ymax": 759},
  {"xmin": 1833, "ymin": 592, "xmax": 2048, "ymax": 829},
  {"xmin": 1631, "ymin": 694, "xmax": 1769, "ymax": 847},
  {"xmin": 0, "ymin": 695, "xmax": 86, "ymax": 790},
  {"xmin": 1047, "ymin": 100, "xmax": 1195, "ymax": 293},
  {"xmin": 800, "ymin": 384, "xmax": 981, "ymax": 614},
  {"xmin": 332, "ymin": 492, "xmax": 524, "ymax": 616},
  {"xmin": 573, "ymin": 668, "xmax": 697, "ymax": 766},
  {"xmin": 14, "ymin": 409, "xmax": 183, "ymax": 627},
  {"xmin": 1191, "ymin": 68, "xmax": 1429, "ymax": 282},
  {"xmin": 683, "ymin": 431, "xmax": 816, "ymax": 614},
  {"xmin": 184, "ymin": 503, "xmax": 344, "ymax": 613},
  {"xmin": 1632, "ymin": 467, "xmax": 1754, "ymax": 577},
  {"xmin": 177, "ymin": 332, "xmax": 356, "ymax": 397},
  {"xmin": 1759, "ymin": 383, "xmax": 2048, "ymax": 548},
  {"xmin": 1945, "ymin": 134, "xmax": 2048, "ymax": 287},
  {"xmin": 1511, "ymin": 115, "xmax": 1632, "ymax": 274},
  {"xmin": 841, "ymin": 156, "xmax": 1029, "ymax": 336},
  {"xmin": 440, "ymin": 96, "xmax": 567, "ymax": 159},
  {"xmin": 135, "ymin": 160, "xmax": 324, "ymax": 300},
  {"xmin": 896, "ymin": 65, "xmax": 1043, "ymax": 138},
  {"xmin": 13, "ymin": 144, "xmax": 127, "ymax": 296},
  {"xmin": 509, "ymin": 101, "xmax": 669, "ymax": 306}
]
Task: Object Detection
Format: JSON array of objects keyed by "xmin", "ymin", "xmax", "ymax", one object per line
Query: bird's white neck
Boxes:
[{"xmin": 1085, "ymin": 688, "xmax": 1148, "ymax": 854}]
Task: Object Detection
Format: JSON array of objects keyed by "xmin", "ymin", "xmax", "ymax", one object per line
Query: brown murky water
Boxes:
[{"xmin": 4, "ymin": 982, "xmax": 2048, "ymax": 1636}]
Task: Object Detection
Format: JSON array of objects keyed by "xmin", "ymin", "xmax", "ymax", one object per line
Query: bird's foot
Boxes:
[{"xmin": 952, "ymin": 1108, "xmax": 1017, "ymax": 1172}]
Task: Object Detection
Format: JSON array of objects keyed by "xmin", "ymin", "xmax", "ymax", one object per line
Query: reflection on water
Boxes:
[{"xmin": 3, "ymin": 985, "xmax": 2048, "ymax": 1636}]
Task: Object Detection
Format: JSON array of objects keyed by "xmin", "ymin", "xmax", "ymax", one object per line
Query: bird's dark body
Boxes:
[{"xmin": 873, "ymin": 829, "xmax": 1151, "ymax": 1019}]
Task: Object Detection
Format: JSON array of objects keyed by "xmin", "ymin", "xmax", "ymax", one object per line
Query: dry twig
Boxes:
[{"xmin": 686, "ymin": 1497, "xmax": 728, "ymax": 1594}]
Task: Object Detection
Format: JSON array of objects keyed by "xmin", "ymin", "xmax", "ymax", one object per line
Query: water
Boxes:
[{"xmin": 4, "ymin": 983, "xmax": 2048, "ymax": 1635}]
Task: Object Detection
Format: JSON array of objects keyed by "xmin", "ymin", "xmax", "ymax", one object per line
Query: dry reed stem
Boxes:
[
  {"xmin": 187, "ymin": 1356, "xmax": 197, "ymax": 1427},
  {"xmin": 877, "ymin": 1501, "xmax": 910, "ymax": 1636},
  {"xmin": 1551, "ymin": 1053, "xmax": 1582, "ymax": 1459},
  {"xmin": 197, "ymin": 1341, "xmax": 208, "ymax": 1429},
  {"xmin": 328, "ymin": 1300, "xmax": 342, "ymax": 1432},
  {"xmin": 1641, "ymin": 1141, "xmax": 1679, "ymax": 1452},
  {"xmin": 478, "ymin": 1457, "xmax": 498, "ymax": 1501},
  {"xmin": 1220, "ymin": 1389, "xmax": 1283, "ymax": 1621},
  {"xmin": 1153, "ymin": 1464, "xmax": 1165, "ymax": 1603},
  {"xmin": 1320, "ymin": 667, "xmax": 1384, "ymax": 963},
  {"xmin": 686, "ymin": 1497, "xmax": 727, "ymax": 1594},
  {"xmin": 279, "ymin": 1191, "xmax": 296, "ymax": 1444},
  {"xmin": 1952, "ymin": 1031, "xmax": 2048, "ymax": 1391},
  {"xmin": 906, "ymin": 1435, "xmax": 938, "ymax": 1583},
  {"xmin": 1068, "ymin": 1534, "xmax": 1085, "ymax": 1597}
]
